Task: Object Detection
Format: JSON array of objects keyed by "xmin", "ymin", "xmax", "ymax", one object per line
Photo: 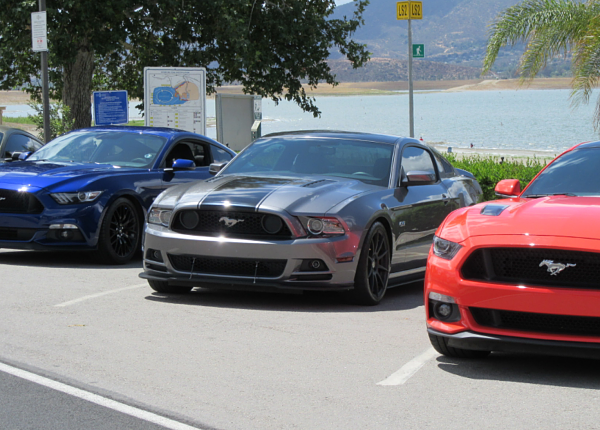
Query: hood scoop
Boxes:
[
  {"xmin": 302, "ymin": 179, "xmax": 335, "ymax": 188},
  {"xmin": 480, "ymin": 204, "xmax": 509, "ymax": 216}
]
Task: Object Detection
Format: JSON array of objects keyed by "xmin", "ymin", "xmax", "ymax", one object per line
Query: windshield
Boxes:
[
  {"xmin": 222, "ymin": 137, "xmax": 394, "ymax": 187},
  {"xmin": 523, "ymin": 148, "xmax": 600, "ymax": 197},
  {"xmin": 28, "ymin": 130, "xmax": 167, "ymax": 168}
]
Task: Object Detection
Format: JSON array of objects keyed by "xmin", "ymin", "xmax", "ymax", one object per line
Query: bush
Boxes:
[
  {"xmin": 447, "ymin": 154, "xmax": 549, "ymax": 201},
  {"xmin": 28, "ymin": 102, "xmax": 75, "ymax": 140}
]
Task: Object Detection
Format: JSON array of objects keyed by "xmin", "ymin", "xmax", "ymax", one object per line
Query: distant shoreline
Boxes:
[{"xmin": 0, "ymin": 77, "xmax": 573, "ymax": 106}]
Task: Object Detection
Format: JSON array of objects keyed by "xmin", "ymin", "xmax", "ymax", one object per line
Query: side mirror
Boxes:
[
  {"xmin": 209, "ymin": 162, "xmax": 228, "ymax": 175},
  {"xmin": 495, "ymin": 179, "xmax": 521, "ymax": 197},
  {"xmin": 402, "ymin": 170, "xmax": 436, "ymax": 186},
  {"xmin": 168, "ymin": 159, "xmax": 195, "ymax": 171},
  {"xmin": 17, "ymin": 151, "xmax": 32, "ymax": 161}
]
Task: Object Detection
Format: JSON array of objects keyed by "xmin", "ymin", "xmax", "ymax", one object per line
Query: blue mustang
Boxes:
[{"xmin": 0, "ymin": 126, "xmax": 235, "ymax": 264}]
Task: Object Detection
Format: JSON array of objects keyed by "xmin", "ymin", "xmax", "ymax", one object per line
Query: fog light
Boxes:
[
  {"xmin": 60, "ymin": 230, "xmax": 73, "ymax": 240},
  {"xmin": 311, "ymin": 260, "xmax": 321, "ymax": 269},
  {"xmin": 153, "ymin": 250, "xmax": 162, "ymax": 261},
  {"xmin": 437, "ymin": 303, "xmax": 452, "ymax": 317}
]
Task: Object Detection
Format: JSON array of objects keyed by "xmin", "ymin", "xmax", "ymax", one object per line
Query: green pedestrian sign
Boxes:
[{"xmin": 412, "ymin": 44, "xmax": 424, "ymax": 58}]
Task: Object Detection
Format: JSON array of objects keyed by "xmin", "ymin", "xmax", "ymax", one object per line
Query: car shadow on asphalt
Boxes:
[
  {"xmin": 0, "ymin": 250, "xmax": 142, "ymax": 269},
  {"xmin": 435, "ymin": 353, "xmax": 600, "ymax": 389},
  {"xmin": 144, "ymin": 281, "xmax": 425, "ymax": 313}
]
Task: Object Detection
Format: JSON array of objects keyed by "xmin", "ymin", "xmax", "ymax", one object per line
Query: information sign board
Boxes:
[
  {"xmin": 397, "ymin": 1, "xmax": 423, "ymax": 20},
  {"xmin": 93, "ymin": 91, "xmax": 129, "ymax": 125},
  {"xmin": 144, "ymin": 67, "xmax": 206, "ymax": 135},
  {"xmin": 412, "ymin": 44, "xmax": 424, "ymax": 58},
  {"xmin": 31, "ymin": 11, "xmax": 48, "ymax": 52}
]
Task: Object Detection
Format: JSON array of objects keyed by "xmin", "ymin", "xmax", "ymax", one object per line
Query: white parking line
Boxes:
[
  {"xmin": 54, "ymin": 284, "xmax": 147, "ymax": 307},
  {"xmin": 377, "ymin": 347, "xmax": 438, "ymax": 386},
  {"xmin": 0, "ymin": 362, "xmax": 202, "ymax": 430}
]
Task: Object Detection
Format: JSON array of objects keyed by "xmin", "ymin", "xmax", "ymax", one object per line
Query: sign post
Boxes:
[
  {"xmin": 397, "ymin": 1, "xmax": 422, "ymax": 138},
  {"xmin": 32, "ymin": 3, "xmax": 51, "ymax": 143}
]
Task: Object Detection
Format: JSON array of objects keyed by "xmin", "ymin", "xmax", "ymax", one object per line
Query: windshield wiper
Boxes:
[{"xmin": 524, "ymin": 193, "xmax": 578, "ymax": 198}]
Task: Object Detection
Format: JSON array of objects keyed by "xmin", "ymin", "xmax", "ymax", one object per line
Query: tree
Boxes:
[
  {"xmin": 0, "ymin": 0, "xmax": 370, "ymax": 130},
  {"xmin": 482, "ymin": 0, "xmax": 600, "ymax": 129}
]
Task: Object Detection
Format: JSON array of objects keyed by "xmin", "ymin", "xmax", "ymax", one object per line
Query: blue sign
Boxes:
[{"xmin": 93, "ymin": 91, "xmax": 129, "ymax": 125}]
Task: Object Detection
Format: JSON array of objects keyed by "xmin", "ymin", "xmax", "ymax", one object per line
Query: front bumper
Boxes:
[
  {"xmin": 425, "ymin": 234, "xmax": 600, "ymax": 351},
  {"xmin": 428, "ymin": 328, "xmax": 600, "ymax": 359},
  {"xmin": 140, "ymin": 223, "xmax": 360, "ymax": 291}
]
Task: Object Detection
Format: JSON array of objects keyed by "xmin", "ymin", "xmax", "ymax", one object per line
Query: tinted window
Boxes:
[
  {"xmin": 5, "ymin": 134, "xmax": 42, "ymax": 157},
  {"xmin": 430, "ymin": 148, "xmax": 454, "ymax": 177},
  {"xmin": 212, "ymin": 145, "xmax": 233, "ymax": 163},
  {"xmin": 222, "ymin": 137, "xmax": 394, "ymax": 186},
  {"xmin": 522, "ymin": 148, "xmax": 600, "ymax": 197},
  {"xmin": 400, "ymin": 146, "xmax": 436, "ymax": 180},
  {"xmin": 28, "ymin": 131, "xmax": 166, "ymax": 167}
]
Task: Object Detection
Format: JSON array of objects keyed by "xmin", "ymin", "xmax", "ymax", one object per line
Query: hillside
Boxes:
[
  {"xmin": 333, "ymin": 0, "xmax": 522, "ymax": 64},
  {"xmin": 328, "ymin": 57, "xmax": 482, "ymax": 82}
]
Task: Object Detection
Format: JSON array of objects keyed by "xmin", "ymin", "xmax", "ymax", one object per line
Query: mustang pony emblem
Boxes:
[
  {"xmin": 219, "ymin": 217, "xmax": 244, "ymax": 227},
  {"xmin": 539, "ymin": 260, "xmax": 576, "ymax": 276}
]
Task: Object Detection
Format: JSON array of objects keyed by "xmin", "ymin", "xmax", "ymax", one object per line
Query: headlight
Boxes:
[
  {"xmin": 432, "ymin": 235, "xmax": 462, "ymax": 260},
  {"xmin": 51, "ymin": 191, "xmax": 103, "ymax": 204},
  {"xmin": 303, "ymin": 217, "xmax": 345, "ymax": 236},
  {"xmin": 148, "ymin": 208, "xmax": 172, "ymax": 227}
]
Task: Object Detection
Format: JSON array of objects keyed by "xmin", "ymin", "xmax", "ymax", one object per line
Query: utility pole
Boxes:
[
  {"xmin": 38, "ymin": 0, "xmax": 51, "ymax": 143},
  {"xmin": 397, "ymin": 1, "xmax": 423, "ymax": 139}
]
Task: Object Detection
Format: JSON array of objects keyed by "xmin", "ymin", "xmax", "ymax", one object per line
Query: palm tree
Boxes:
[{"xmin": 482, "ymin": 0, "xmax": 600, "ymax": 129}]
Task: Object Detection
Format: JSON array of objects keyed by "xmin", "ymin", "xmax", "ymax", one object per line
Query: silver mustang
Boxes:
[{"xmin": 140, "ymin": 131, "xmax": 482, "ymax": 305}]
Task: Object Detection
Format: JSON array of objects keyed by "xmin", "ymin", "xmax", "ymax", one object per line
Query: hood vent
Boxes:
[
  {"xmin": 302, "ymin": 179, "xmax": 334, "ymax": 188},
  {"xmin": 480, "ymin": 204, "xmax": 509, "ymax": 216}
]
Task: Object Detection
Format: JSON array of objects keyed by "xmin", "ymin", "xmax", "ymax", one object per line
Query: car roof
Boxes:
[
  {"xmin": 575, "ymin": 140, "xmax": 600, "ymax": 150},
  {"xmin": 263, "ymin": 130, "xmax": 403, "ymax": 145},
  {"xmin": 0, "ymin": 125, "xmax": 41, "ymax": 140},
  {"xmin": 74, "ymin": 125, "xmax": 200, "ymax": 138}
]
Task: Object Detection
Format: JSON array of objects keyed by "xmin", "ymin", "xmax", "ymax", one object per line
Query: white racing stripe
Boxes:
[
  {"xmin": 377, "ymin": 347, "xmax": 438, "ymax": 386},
  {"xmin": 0, "ymin": 362, "xmax": 202, "ymax": 430},
  {"xmin": 55, "ymin": 284, "xmax": 147, "ymax": 307}
]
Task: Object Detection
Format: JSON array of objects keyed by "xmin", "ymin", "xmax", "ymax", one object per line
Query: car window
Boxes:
[
  {"xmin": 522, "ymin": 147, "xmax": 600, "ymax": 197},
  {"xmin": 212, "ymin": 145, "xmax": 233, "ymax": 163},
  {"xmin": 400, "ymin": 146, "xmax": 436, "ymax": 181},
  {"xmin": 163, "ymin": 141, "xmax": 210, "ymax": 168},
  {"xmin": 28, "ymin": 131, "xmax": 167, "ymax": 167},
  {"xmin": 222, "ymin": 137, "xmax": 393, "ymax": 187},
  {"xmin": 5, "ymin": 134, "xmax": 42, "ymax": 157},
  {"xmin": 430, "ymin": 147, "xmax": 455, "ymax": 178}
]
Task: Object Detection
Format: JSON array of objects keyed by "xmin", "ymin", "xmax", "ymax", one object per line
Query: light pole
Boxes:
[{"xmin": 39, "ymin": 0, "xmax": 51, "ymax": 143}]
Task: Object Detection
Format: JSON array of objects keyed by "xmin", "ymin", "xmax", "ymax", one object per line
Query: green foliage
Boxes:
[
  {"xmin": 28, "ymin": 102, "xmax": 75, "ymax": 140},
  {"xmin": 446, "ymin": 154, "xmax": 548, "ymax": 201},
  {"xmin": 2, "ymin": 116, "xmax": 36, "ymax": 125},
  {"xmin": 482, "ymin": 0, "xmax": 600, "ymax": 131},
  {"xmin": 0, "ymin": 0, "xmax": 370, "ymax": 128}
]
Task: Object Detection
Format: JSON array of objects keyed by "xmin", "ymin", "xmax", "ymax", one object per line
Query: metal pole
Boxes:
[
  {"xmin": 408, "ymin": 17, "xmax": 414, "ymax": 138},
  {"xmin": 39, "ymin": 0, "xmax": 51, "ymax": 143}
]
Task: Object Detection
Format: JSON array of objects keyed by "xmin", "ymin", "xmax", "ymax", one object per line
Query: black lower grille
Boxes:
[
  {"xmin": 461, "ymin": 248, "xmax": 600, "ymax": 289},
  {"xmin": 0, "ymin": 228, "xmax": 36, "ymax": 241},
  {"xmin": 470, "ymin": 307, "xmax": 600, "ymax": 337},
  {"xmin": 168, "ymin": 254, "xmax": 287, "ymax": 278},
  {"xmin": 171, "ymin": 210, "xmax": 292, "ymax": 239},
  {"xmin": 0, "ymin": 189, "xmax": 44, "ymax": 214}
]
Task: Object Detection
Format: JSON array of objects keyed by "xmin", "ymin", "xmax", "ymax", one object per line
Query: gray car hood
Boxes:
[{"xmin": 156, "ymin": 175, "xmax": 376, "ymax": 215}]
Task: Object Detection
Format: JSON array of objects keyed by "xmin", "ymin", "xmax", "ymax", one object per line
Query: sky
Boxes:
[{"xmin": 335, "ymin": 0, "xmax": 354, "ymax": 5}]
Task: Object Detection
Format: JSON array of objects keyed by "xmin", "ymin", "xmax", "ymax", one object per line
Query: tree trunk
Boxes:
[{"xmin": 63, "ymin": 48, "xmax": 95, "ymax": 130}]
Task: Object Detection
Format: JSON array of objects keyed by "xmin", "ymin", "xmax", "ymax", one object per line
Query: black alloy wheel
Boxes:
[
  {"xmin": 347, "ymin": 221, "xmax": 391, "ymax": 305},
  {"xmin": 95, "ymin": 197, "xmax": 141, "ymax": 265}
]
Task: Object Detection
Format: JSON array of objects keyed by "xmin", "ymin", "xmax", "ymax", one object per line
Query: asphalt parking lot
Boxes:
[{"xmin": 2, "ymin": 248, "xmax": 600, "ymax": 430}]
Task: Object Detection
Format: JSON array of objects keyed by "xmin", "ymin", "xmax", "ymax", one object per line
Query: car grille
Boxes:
[
  {"xmin": 0, "ymin": 189, "xmax": 44, "ymax": 214},
  {"xmin": 171, "ymin": 210, "xmax": 292, "ymax": 239},
  {"xmin": 0, "ymin": 227, "xmax": 36, "ymax": 241},
  {"xmin": 470, "ymin": 307, "xmax": 600, "ymax": 337},
  {"xmin": 461, "ymin": 248, "xmax": 600, "ymax": 289},
  {"xmin": 168, "ymin": 254, "xmax": 287, "ymax": 278}
]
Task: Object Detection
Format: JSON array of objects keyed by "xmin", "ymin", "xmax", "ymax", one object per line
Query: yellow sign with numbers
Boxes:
[{"xmin": 397, "ymin": 1, "xmax": 423, "ymax": 20}]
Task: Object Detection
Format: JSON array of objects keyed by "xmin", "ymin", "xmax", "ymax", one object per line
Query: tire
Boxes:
[
  {"xmin": 428, "ymin": 333, "xmax": 491, "ymax": 359},
  {"xmin": 347, "ymin": 221, "xmax": 391, "ymax": 306},
  {"xmin": 148, "ymin": 279, "xmax": 193, "ymax": 294},
  {"xmin": 95, "ymin": 197, "xmax": 141, "ymax": 265}
]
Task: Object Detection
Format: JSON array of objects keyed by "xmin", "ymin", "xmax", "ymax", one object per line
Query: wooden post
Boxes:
[{"xmin": 0, "ymin": 106, "xmax": 5, "ymax": 125}]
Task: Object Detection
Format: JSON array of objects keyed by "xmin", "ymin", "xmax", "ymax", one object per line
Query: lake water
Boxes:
[{"xmin": 4, "ymin": 88, "xmax": 597, "ymax": 152}]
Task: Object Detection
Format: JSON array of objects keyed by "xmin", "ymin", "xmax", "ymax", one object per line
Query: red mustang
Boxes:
[{"xmin": 425, "ymin": 141, "xmax": 600, "ymax": 359}]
